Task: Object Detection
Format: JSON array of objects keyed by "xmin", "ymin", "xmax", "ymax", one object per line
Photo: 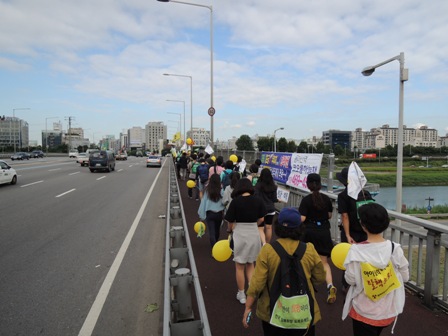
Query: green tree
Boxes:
[
  {"xmin": 277, "ymin": 137, "xmax": 288, "ymax": 152},
  {"xmin": 315, "ymin": 142, "xmax": 325, "ymax": 153},
  {"xmin": 257, "ymin": 137, "xmax": 273, "ymax": 151},
  {"xmin": 297, "ymin": 141, "xmax": 308, "ymax": 153},
  {"xmin": 334, "ymin": 144, "xmax": 344, "ymax": 156},
  {"xmin": 236, "ymin": 134, "xmax": 254, "ymax": 151},
  {"xmin": 287, "ymin": 141, "xmax": 297, "ymax": 153}
]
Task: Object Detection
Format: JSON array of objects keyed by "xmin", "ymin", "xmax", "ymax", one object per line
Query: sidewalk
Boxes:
[{"xmin": 177, "ymin": 181, "xmax": 448, "ymax": 336}]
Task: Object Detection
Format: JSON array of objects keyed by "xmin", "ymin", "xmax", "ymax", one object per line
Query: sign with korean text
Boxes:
[
  {"xmin": 360, "ymin": 261, "xmax": 402, "ymax": 301},
  {"xmin": 277, "ymin": 186, "xmax": 290, "ymax": 203}
]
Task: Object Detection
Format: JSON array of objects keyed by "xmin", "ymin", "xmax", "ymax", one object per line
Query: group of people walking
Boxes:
[{"xmin": 177, "ymin": 152, "xmax": 409, "ymax": 336}]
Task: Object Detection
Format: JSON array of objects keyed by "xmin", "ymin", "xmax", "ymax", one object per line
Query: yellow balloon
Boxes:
[
  {"xmin": 194, "ymin": 221, "xmax": 206, "ymax": 234},
  {"xmin": 229, "ymin": 154, "xmax": 238, "ymax": 163},
  {"xmin": 331, "ymin": 243, "xmax": 351, "ymax": 270},
  {"xmin": 186, "ymin": 180, "xmax": 196, "ymax": 188},
  {"xmin": 211, "ymin": 155, "xmax": 216, "ymax": 162},
  {"xmin": 186, "ymin": 138, "xmax": 193, "ymax": 145},
  {"xmin": 212, "ymin": 239, "xmax": 232, "ymax": 262}
]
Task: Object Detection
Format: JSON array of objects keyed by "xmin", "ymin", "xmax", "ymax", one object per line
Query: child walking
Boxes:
[{"xmin": 342, "ymin": 203, "xmax": 409, "ymax": 336}]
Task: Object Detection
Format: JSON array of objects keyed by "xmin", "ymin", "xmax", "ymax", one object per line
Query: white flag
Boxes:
[
  {"xmin": 205, "ymin": 144, "xmax": 214, "ymax": 155},
  {"xmin": 180, "ymin": 142, "xmax": 187, "ymax": 151},
  {"xmin": 347, "ymin": 161, "xmax": 367, "ymax": 200}
]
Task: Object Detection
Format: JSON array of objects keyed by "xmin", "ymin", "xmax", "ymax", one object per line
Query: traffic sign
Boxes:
[{"xmin": 208, "ymin": 107, "xmax": 215, "ymax": 116}]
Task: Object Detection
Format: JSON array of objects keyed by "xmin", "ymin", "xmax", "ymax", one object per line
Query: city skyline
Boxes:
[{"xmin": 1, "ymin": 1, "xmax": 447, "ymax": 145}]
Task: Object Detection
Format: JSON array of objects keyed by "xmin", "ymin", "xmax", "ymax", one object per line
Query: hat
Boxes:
[
  {"xmin": 307, "ymin": 173, "xmax": 321, "ymax": 184},
  {"xmin": 278, "ymin": 207, "xmax": 302, "ymax": 229},
  {"xmin": 336, "ymin": 167, "xmax": 349, "ymax": 186}
]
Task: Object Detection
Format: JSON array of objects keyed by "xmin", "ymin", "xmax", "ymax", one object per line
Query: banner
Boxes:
[{"xmin": 261, "ymin": 152, "xmax": 323, "ymax": 190}]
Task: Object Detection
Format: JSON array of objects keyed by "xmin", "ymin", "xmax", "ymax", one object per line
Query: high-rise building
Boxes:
[
  {"xmin": 128, "ymin": 127, "xmax": 145, "ymax": 149},
  {"xmin": 322, "ymin": 130, "xmax": 352, "ymax": 151},
  {"xmin": 145, "ymin": 122, "xmax": 167, "ymax": 153},
  {"xmin": 0, "ymin": 116, "xmax": 29, "ymax": 149}
]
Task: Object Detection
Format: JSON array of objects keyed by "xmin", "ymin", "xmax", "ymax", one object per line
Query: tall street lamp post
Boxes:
[
  {"xmin": 163, "ymin": 73, "xmax": 193, "ymax": 141},
  {"xmin": 166, "ymin": 100, "xmax": 185, "ymax": 143},
  {"xmin": 362, "ymin": 52, "xmax": 408, "ymax": 214},
  {"xmin": 12, "ymin": 108, "xmax": 31, "ymax": 152},
  {"xmin": 45, "ymin": 116, "xmax": 59, "ymax": 154},
  {"xmin": 273, "ymin": 127, "xmax": 284, "ymax": 152},
  {"xmin": 157, "ymin": 0, "xmax": 214, "ymax": 146}
]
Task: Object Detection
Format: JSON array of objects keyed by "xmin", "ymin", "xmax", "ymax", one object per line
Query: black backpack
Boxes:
[
  {"xmin": 221, "ymin": 171, "xmax": 231, "ymax": 190},
  {"xmin": 268, "ymin": 241, "xmax": 314, "ymax": 330}
]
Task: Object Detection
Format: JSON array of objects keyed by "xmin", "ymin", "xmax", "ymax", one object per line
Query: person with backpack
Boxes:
[
  {"xmin": 208, "ymin": 155, "xmax": 224, "ymax": 178},
  {"xmin": 196, "ymin": 158, "xmax": 210, "ymax": 199},
  {"xmin": 336, "ymin": 167, "xmax": 373, "ymax": 292},
  {"xmin": 242, "ymin": 207, "xmax": 325, "ymax": 335},
  {"xmin": 187, "ymin": 153, "xmax": 199, "ymax": 200},
  {"xmin": 299, "ymin": 173, "xmax": 337, "ymax": 304},
  {"xmin": 247, "ymin": 163, "xmax": 260, "ymax": 186},
  {"xmin": 220, "ymin": 160, "xmax": 234, "ymax": 192},
  {"xmin": 342, "ymin": 203, "xmax": 409, "ymax": 335}
]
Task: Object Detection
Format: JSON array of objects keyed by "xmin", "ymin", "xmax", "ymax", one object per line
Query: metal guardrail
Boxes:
[
  {"xmin": 278, "ymin": 184, "xmax": 448, "ymax": 312},
  {"xmin": 163, "ymin": 160, "xmax": 211, "ymax": 336}
]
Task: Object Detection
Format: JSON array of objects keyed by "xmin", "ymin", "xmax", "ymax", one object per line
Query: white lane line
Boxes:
[
  {"xmin": 69, "ymin": 172, "xmax": 80, "ymax": 175},
  {"xmin": 20, "ymin": 180, "xmax": 44, "ymax": 188},
  {"xmin": 48, "ymin": 168, "xmax": 61, "ymax": 172},
  {"xmin": 96, "ymin": 176, "xmax": 106, "ymax": 180},
  {"xmin": 55, "ymin": 188, "xmax": 76, "ymax": 198},
  {"xmin": 117, "ymin": 169, "xmax": 123, "ymax": 172},
  {"xmin": 78, "ymin": 165, "xmax": 164, "ymax": 336},
  {"xmin": 128, "ymin": 165, "xmax": 133, "ymax": 167}
]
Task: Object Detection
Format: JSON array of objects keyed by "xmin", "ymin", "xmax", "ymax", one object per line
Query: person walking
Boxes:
[
  {"xmin": 242, "ymin": 207, "xmax": 326, "ymax": 335},
  {"xmin": 342, "ymin": 203, "xmax": 409, "ymax": 335},
  {"xmin": 299, "ymin": 173, "xmax": 337, "ymax": 304},
  {"xmin": 178, "ymin": 151, "xmax": 188, "ymax": 180},
  {"xmin": 254, "ymin": 168, "xmax": 279, "ymax": 245},
  {"xmin": 187, "ymin": 153, "xmax": 199, "ymax": 200},
  {"xmin": 225, "ymin": 178, "xmax": 266, "ymax": 304},
  {"xmin": 198, "ymin": 174, "xmax": 225, "ymax": 249}
]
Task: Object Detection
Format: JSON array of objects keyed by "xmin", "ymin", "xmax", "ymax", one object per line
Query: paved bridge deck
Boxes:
[{"xmin": 177, "ymin": 181, "xmax": 448, "ymax": 336}]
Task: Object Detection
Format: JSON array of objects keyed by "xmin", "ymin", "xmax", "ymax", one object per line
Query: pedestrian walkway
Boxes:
[{"xmin": 177, "ymin": 181, "xmax": 448, "ymax": 336}]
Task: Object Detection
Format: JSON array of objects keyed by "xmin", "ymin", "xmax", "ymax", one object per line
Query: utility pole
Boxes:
[{"xmin": 65, "ymin": 116, "xmax": 75, "ymax": 151}]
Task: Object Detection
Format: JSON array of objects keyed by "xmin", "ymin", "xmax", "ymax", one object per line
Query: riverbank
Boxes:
[{"xmin": 360, "ymin": 166, "xmax": 448, "ymax": 187}]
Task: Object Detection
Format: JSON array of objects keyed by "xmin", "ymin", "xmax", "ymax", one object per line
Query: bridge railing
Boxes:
[
  {"xmin": 163, "ymin": 160, "xmax": 211, "ymax": 336},
  {"xmin": 277, "ymin": 184, "xmax": 448, "ymax": 312}
]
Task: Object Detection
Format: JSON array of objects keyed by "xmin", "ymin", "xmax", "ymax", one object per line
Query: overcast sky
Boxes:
[{"xmin": 1, "ymin": 0, "xmax": 447, "ymax": 145}]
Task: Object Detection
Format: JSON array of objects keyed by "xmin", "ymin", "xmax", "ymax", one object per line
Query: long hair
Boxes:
[
  {"xmin": 230, "ymin": 171, "xmax": 241, "ymax": 189},
  {"xmin": 231, "ymin": 178, "xmax": 254, "ymax": 198},
  {"xmin": 206, "ymin": 174, "xmax": 222, "ymax": 202},
  {"xmin": 257, "ymin": 168, "xmax": 276, "ymax": 193},
  {"xmin": 307, "ymin": 178, "xmax": 325, "ymax": 210}
]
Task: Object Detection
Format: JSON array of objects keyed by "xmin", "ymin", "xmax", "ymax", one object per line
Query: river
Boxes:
[{"xmin": 373, "ymin": 186, "xmax": 448, "ymax": 210}]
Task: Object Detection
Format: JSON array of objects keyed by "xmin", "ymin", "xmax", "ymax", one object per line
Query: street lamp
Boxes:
[
  {"xmin": 167, "ymin": 112, "xmax": 182, "ymax": 144},
  {"xmin": 362, "ymin": 52, "xmax": 408, "ymax": 214},
  {"xmin": 12, "ymin": 108, "xmax": 31, "ymax": 152},
  {"xmin": 163, "ymin": 73, "xmax": 193, "ymax": 141},
  {"xmin": 157, "ymin": 0, "xmax": 214, "ymax": 146},
  {"xmin": 166, "ymin": 100, "xmax": 185, "ymax": 142},
  {"xmin": 45, "ymin": 116, "xmax": 59, "ymax": 154},
  {"xmin": 273, "ymin": 127, "xmax": 284, "ymax": 152}
]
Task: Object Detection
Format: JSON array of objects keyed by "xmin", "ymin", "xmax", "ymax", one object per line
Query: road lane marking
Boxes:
[
  {"xmin": 48, "ymin": 168, "xmax": 61, "ymax": 172},
  {"xmin": 20, "ymin": 180, "xmax": 44, "ymax": 188},
  {"xmin": 78, "ymin": 165, "xmax": 164, "ymax": 336},
  {"xmin": 69, "ymin": 172, "xmax": 80, "ymax": 175},
  {"xmin": 117, "ymin": 169, "xmax": 123, "ymax": 172},
  {"xmin": 96, "ymin": 176, "xmax": 106, "ymax": 180},
  {"xmin": 55, "ymin": 189, "xmax": 76, "ymax": 198}
]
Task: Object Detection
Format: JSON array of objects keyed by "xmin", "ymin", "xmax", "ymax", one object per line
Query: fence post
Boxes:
[{"xmin": 423, "ymin": 229, "xmax": 441, "ymax": 309}]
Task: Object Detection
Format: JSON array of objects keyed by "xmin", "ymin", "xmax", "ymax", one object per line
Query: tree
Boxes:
[
  {"xmin": 334, "ymin": 144, "xmax": 344, "ymax": 156},
  {"xmin": 277, "ymin": 137, "xmax": 288, "ymax": 152},
  {"xmin": 235, "ymin": 134, "xmax": 254, "ymax": 151},
  {"xmin": 257, "ymin": 137, "xmax": 273, "ymax": 151},
  {"xmin": 297, "ymin": 141, "xmax": 308, "ymax": 153},
  {"xmin": 315, "ymin": 142, "xmax": 325, "ymax": 153},
  {"xmin": 287, "ymin": 141, "xmax": 297, "ymax": 153}
]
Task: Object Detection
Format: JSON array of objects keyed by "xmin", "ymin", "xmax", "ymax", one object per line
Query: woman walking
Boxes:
[
  {"xmin": 225, "ymin": 178, "xmax": 266, "ymax": 304},
  {"xmin": 198, "ymin": 174, "xmax": 225, "ymax": 249},
  {"xmin": 299, "ymin": 173, "xmax": 337, "ymax": 303}
]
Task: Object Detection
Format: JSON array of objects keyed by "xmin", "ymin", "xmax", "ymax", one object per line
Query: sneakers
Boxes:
[
  {"xmin": 236, "ymin": 291, "xmax": 246, "ymax": 304},
  {"xmin": 327, "ymin": 285, "xmax": 337, "ymax": 304}
]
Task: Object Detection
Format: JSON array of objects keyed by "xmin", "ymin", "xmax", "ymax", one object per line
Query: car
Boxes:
[
  {"xmin": 116, "ymin": 151, "xmax": 128, "ymax": 160},
  {"xmin": 69, "ymin": 150, "xmax": 79, "ymax": 158},
  {"xmin": 76, "ymin": 153, "xmax": 89, "ymax": 166},
  {"xmin": 89, "ymin": 150, "xmax": 116, "ymax": 172},
  {"xmin": 442, "ymin": 164, "xmax": 448, "ymax": 168},
  {"xmin": 0, "ymin": 160, "xmax": 17, "ymax": 185},
  {"xmin": 146, "ymin": 155, "xmax": 162, "ymax": 167},
  {"xmin": 31, "ymin": 150, "xmax": 44, "ymax": 158},
  {"xmin": 136, "ymin": 150, "xmax": 143, "ymax": 157},
  {"xmin": 10, "ymin": 152, "xmax": 30, "ymax": 160}
]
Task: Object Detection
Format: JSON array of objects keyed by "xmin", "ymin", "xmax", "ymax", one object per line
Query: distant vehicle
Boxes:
[
  {"xmin": 89, "ymin": 150, "xmax": 116, "ymax": 172},
  {"xmin": 69, "ymin": 150, "xmax": 79, "ymax": 158},
  {"xmin": 11, "ymin": 152, "xmax": 30, "ymax": 160},
  {"xmin": 146, "ymin": 155, "xmax": 162, "ymax": 168},
  {"xmin": 31, "ymin": 150, "xmax": 44, "ymax": 158},
  {"xmin": 76, "ymin": 153, "xmax": 89, "ymax": 166},
  {"xmin": 116, "ymin": 151, "xmax": 128, "ymax": 161},
  {"xmin": 442, "ymin": 164, "xmax": 448, "ymax": 168},
  {"xmin": 136, "ymin": 151, "xmax": 143, "ymax": 157},
  {"xmin": 0, "ymin": 160, "xmax": 17, "ymax": 185},
  {"xmin": 411, "ymin": 155, "xmax": 420, "ymax": 159}
]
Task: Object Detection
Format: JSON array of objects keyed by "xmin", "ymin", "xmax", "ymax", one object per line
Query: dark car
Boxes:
[
  {"xmin": 10, "ymin": 152, "xmax": 30, "ymax": 160},
  {"xmin": 31, "ymin": 150, "xmax": 44, "ymax": 158},
  {"xmin": 89, "ymin": 150, "xmax": 116, "ymax": 172}
]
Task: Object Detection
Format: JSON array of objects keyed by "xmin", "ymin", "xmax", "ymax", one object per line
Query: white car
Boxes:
[
  {"xmin": 0, "ymin": 160, "xmax": 17, "ymax": 185},
  {"xmin": 76, "ymin": 153, "xmax": 89, "ymax": 166}
]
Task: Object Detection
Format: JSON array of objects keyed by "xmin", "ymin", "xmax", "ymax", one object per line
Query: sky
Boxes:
[{"xmin": 1, "ymin": 0, "xmax": 448, "ymax": 146}]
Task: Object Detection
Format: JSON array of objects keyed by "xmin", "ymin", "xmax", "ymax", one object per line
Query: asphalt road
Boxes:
[{"xmin": 0, "ymin": 157, "xmax": 168, "ymax": 336}]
